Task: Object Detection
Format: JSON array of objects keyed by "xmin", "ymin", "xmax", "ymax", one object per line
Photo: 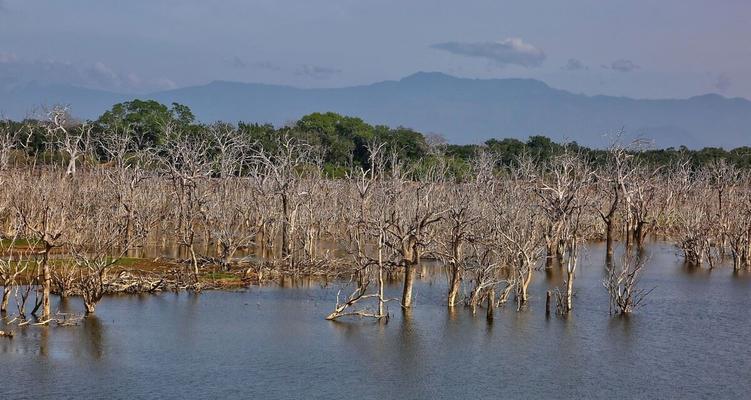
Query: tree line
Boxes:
[{"xmin": 3, "ymin": 100, "xmax": 751, "ymax": 174}]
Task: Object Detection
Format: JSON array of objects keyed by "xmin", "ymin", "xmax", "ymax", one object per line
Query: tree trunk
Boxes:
[
  {"xmin": 486, "ymin": 286, "xmax": 495, "ymax": 320},
  {"xmin": 447, "ymin": 262, "xmax": 462, "ymax": 307},
  {"xmin": 41, "ymin": 244, "xmax": 52, "ymax": 321},
  {"xmin": 281, "ymin": 193, "xmax": 289, "ymax": 259},
  {"xmin": 545, "ymin": 239, "xmax": 555, "ymax": 268},
  {"xmin": 402, "ymin": 261, "xmax": 416, "ymax": 308},
  {"xmin": 520, "ymin": 261, "xmax": 533, "ymax": 305},
  {"xmin": 634, "ymin": 222, "xmax": 647, "ymax": 250},
  {"xmin": 565, "ymin": 269, "xmax": 574, "ymax": 312},
  {"xmin": 65, "ymin": 156, "xmax": 76, "ymax": 176},
  {"xmin": 378, "ymin": 232, "xmax": 385, "ymax": 317},
  {"xmin": 0, "ymin": 287, "xmax": 9, "ymax": 313},
  {"xmin": 605, "ymin": 218, "xmax": 615, "ymax": 264},
  {"xmin": 190, "ymin": 244, "xmax": 200, "ymax": 284}
]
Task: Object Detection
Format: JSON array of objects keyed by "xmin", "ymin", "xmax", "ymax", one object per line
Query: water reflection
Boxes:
[
  {"xmin": 79, "ymin": 315, "xmax": 105, "ymax": 359},
  {"xmin": 1, "ymin": 243, "xmax": 750, "ymax": 399}
]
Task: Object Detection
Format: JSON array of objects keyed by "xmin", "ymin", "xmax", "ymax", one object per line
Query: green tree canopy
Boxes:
[{"xmin": 96, "ymin": 100, "xmax": 195, "ymax": 148}]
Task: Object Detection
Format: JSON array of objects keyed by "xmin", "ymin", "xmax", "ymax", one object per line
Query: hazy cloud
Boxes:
[
  {"xmin": 230, "ymin": 56, "xmax": 247, "ymax": 69},
  {"xmin": 295, "ymin": 64, "xmax": 342, "ymax": 80},
  {"xmin": 229, "ymin": 57, "xmax": 282, "ymax": 72},
  {"xmin": 714, "ymin": 73, "xmax": 731, "ymax": 92},
  {"xmin": 252, "ymin": 60, "xmax": 282, "ymax": 71},
  {"xmin": 0, "ymin": 52, "xmax": 17, "ymax": 63},
  {"xmin": 0, "ymin": 55, "xmax": 175, "ymax": 92},
  {"xmin": 431, "ymin": 38, "xmax": 546, "ymax": 68},
  {"xmin": 603, "ymin": 59, "xmax": 640, "ymax": 72},
  {"xmin": 562, "ymin": 58, "xmax": 587, "ymax": 71}
]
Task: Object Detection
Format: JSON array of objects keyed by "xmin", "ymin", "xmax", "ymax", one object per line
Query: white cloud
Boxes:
[{"xmin": 430, "ymin": 38, "xmax": 546, "ymax": 68}]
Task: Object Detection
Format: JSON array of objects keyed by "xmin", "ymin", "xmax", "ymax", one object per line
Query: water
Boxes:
[{"xmin": 2, "ymin": 243, "xmax": 750, "ymax": 399}]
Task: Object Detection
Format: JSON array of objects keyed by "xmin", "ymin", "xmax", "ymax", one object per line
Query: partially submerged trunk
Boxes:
[
  {"xmin": 402, "ymin": 261, "xmax": 416, "ymax": 308},
  {"xmin": 486, "ymin": 286, "xmax": 495, "ymax": 320},
  {"xmin": 401, "ymin": 236, "xmax": 419, "ymax": 308},
  {"xmin": 41, "ymin": 243, "xmax": 53, "ymax": 321},
  {"xmin": 0, "ymin": 287, "xmax": 9, "ymax": 313},
  {"xmin": 447, "ymin": 263, "xmax": 462, "ymax": 307}
]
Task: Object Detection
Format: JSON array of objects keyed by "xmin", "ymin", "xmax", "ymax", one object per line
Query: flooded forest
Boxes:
[
  {"xmin": 0, "ymin": 104, "xmax": 749, "ymax": 330},
  {"xmin": 1, "ymin": 104, "xmax": 750, "ymax": 398}
]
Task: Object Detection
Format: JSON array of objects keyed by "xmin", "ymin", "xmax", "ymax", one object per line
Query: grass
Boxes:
[
  {"xmin": 204, "ymin": 271, "xmax": 238, "ymax": 280},
  {"xmin": 0, "ymin": 238, "xmax": 38, "ymax": 248}
]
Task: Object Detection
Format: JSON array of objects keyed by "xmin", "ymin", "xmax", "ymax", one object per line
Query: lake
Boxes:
[{"xmin": 2, "ymin": 242, "xmax": 750, "ymax": 399}]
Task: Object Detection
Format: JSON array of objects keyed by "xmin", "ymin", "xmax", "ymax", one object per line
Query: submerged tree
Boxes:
[{"xmin": 603, "ymin": 253, "xmax": 653, "ymax": 315}]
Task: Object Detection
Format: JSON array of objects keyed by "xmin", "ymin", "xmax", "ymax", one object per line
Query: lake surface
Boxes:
[{"xmin": 2, "ymin": 243, "xmax": 750, "ymax": 399}]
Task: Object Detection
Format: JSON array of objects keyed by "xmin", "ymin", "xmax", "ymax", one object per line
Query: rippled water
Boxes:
[{"xmin": 1, "ymin": 243, "xmax": 750, "ymax": 399}]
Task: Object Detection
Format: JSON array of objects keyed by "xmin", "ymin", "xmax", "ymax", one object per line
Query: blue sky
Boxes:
[{"xmin": 1, "ymin": 0, "xmax": 749, "ymax": 98}]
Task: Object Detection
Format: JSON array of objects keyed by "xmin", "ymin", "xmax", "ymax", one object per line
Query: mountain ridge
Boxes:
[{"xmin": 1, "ymin": 72, "xmax": 749, "ymax": 148}]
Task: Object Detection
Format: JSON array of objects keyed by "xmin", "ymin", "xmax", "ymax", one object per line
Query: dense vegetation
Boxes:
[{"xmin": 2, "ymin": 100, "xmax": 750, "ymax": 174}]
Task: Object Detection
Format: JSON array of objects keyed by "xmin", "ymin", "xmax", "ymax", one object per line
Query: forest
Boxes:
[{"xmin": 0, "ymin": 100, "xmax": 750, "ymax": 330}]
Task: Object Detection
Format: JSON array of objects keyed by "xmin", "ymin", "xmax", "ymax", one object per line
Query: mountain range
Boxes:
[{"xmin": 2, "ymin": 72, "xmax": 750, "ymax": 148}]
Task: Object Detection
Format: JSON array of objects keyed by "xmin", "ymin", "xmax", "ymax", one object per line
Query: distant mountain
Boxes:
[{"xmin": 2, "ymin": 72, "xmax": 750, "ymax": 148}]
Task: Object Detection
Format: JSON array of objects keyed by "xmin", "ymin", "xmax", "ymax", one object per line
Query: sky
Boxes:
[{"xmin": 0, "ymin": 0, "xmax": 749, "ymax": 98}]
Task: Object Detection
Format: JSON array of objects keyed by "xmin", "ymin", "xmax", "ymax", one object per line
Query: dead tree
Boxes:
[
  {"xmin": 533, "ymin": 152, "xmax": 594, "ymax": 267},
  {"xmin": 161, "ymin": 126, "xmax": 212, "ymax": 285},
  {"xmin": 45, "ymin": 106, "xmax": 91, "ymax": 177},
  {"xmin": 383, "ymin": 169, "xmax": 443, "ymax": 308},
  {"xmin": 203, "ymin": 178, "xmax": 260, "ymax": 270},
  {"xmin": 724, "ymin": 176, "xmax": 751, "ymax": 271},
  {"xmin": 326, "ymin": 143, "xmax": 389, "ymax": 320},
  {"xmin": 595, "ymin": 141, "xmax": 637, "ymax": 263},
  {"xmin": 603, "ymin": 252, "xmax": 652, "ymax": 315},
  {"xmin": 251, "ymin": 135, "xmax": 312, "ymax": 261},
  {"xmin": 483, "ymin": 162, "xmax": 543, "ymax": 310},
  {"xmin": 671, "ymin": 168, "xmax": 715, "ymax": 266},
  {"xmin": 629, "ymin": 165, "xmax": 675, "ymax": 250},
  {"xmin": 0, "ymin": 234, "xmax": 30, "ymax": 313},
  {"xmin": 0, "ymin": 120, "xmax": 22, "ymax": 170},
  {"xmin": 11, "ymin": 170, "xmax": 73, "ymax": 322},
  {"xmin": 437, "ymin": 183, "xmax": 479, "ymax": 307},
  {"xmin": 708, "ymin": 159, "xmax": 741, "ymax": 259}
]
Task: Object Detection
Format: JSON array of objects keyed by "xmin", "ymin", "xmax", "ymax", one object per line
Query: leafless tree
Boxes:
[
  {"xmin": 45, "ymin": 106, "xmax": 91, "ymax": 177},
  {"xmin": 533, "ymin": 152, "xmax": 594, "ymax": 267},
  {"xmin": 161, "ymin": 125, "xmax": 212, "ymax": 285},
  {"xmin": 251, "ymin": 135, "xmax": 313, "ymax": 261},
  {"xmin": 595, "ymin": 140, "xmax": 638, "ymax": 263},
  {"xmin": 603, "ymin": 252, "xmax": 653, "ymax": 315}
]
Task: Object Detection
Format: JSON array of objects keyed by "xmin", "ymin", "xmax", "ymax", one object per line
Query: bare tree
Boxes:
[
  {"xmin": 491, "ymin": 162, "xmax": 546, "ymax": 309},
  {"xmin": 45, "ymin": 106, "xmax": 91, "ymax": 177},
  {"xmin": 12, "ymin": 170, "xmax": 74, "ymax": 322},
  {"xmin": 69, "ymin": 185, "xmax": 142, "ymax": 314},
  {"xmin": 251, "ymin": 135, "xmax": 313, "ymax": 261},
  {"xmin": 533, "ymin": 152, "xmax": 594, "ymax": 267},
  {"xmin": 595, "ymin": 140, "xmax": 637, "ymax": 263},
  {"xmin": 161, "ymin": 125, "xmax": 212, "ymax": 285},
  {"xmin": 603, "ymin": 253, "xmax": 653, "ymax": 315},
  {"xmin": 383, "ymin": 176, "xmax": 443, "ymax": 308},
  {"xmin": 0, "ymin": 120, "xmax": 22, "ymax": 170}
]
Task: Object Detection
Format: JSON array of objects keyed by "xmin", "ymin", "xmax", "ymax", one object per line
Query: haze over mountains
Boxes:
[{"xmin": 2, "ymin": 72, "xmax": 750, "ymax": 148}]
